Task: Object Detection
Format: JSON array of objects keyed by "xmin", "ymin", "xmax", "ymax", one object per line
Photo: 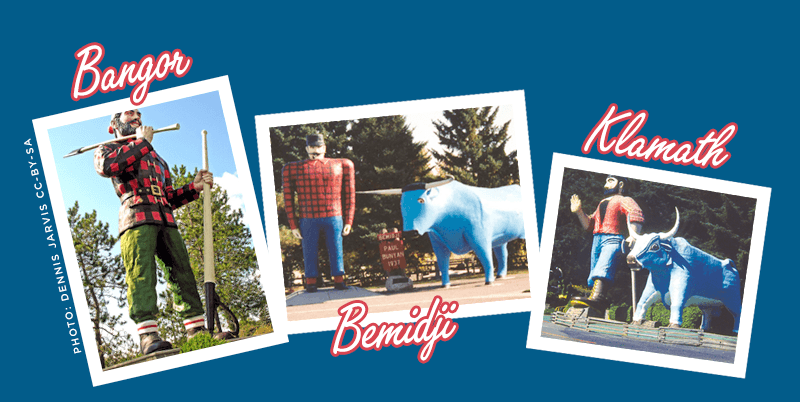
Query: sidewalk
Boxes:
[{"xmin": 287, "ymin": 272, "xmax": 531, "ymax": 321}]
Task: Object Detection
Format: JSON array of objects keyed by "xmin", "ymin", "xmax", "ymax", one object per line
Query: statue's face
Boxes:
[
  {"xmin": 604, "ymin": 177, "xmax": 619, "ymax": 190},
  {"xmin": 112, "ymin": 109, "xmax": 142, "ymax": 137},
  {"xmin": 306, "ymin": 145, "xmax": 326, "ymax": 160}
]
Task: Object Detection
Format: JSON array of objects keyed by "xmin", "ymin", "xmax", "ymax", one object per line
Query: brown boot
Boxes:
[
  {"xmin": 187, "ymin": 326, "xmax": 207, "ymax": 339},
  {"xmin": 187, "ymin": 326, "xmax": 235, "ymax": 340},
  {"xmin": 572, "ymin": 278, "xmax": 610, "ymax": 311},
  {"xmin": 139, "ymin": 332, "xmax": 173, "ymax": 355}
]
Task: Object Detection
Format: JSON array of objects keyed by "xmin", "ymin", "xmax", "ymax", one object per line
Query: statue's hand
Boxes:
[
  {"xmin": 193, "ymin": 170, "xmax": 214, "ymax": 191},
  {"xmin": 292, "ymin": 229, "xmax": 303, "ymax": 240},
  {"xmin": 136, "ymin": 125, "xmax": 155, "ymax": 143},
  {"xmin": 342, "ymin": 224, "xmax": 351, "ymax": 236},
  {"xmin": 570, "ymin": 194, "xmax": 582, "ymax": 213}
]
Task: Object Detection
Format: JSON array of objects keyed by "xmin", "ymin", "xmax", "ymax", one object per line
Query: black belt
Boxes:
[{"xmin": 122, "ymin": 185, "xmax": 165, "ymax": 201}]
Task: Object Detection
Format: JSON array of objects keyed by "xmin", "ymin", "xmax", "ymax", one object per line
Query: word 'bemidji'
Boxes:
[
  {"xmin": 582, "ymin": 104, "xmax": 737, "ymax": 168},
  {"xmin": 331, "ymin": 296, "xmax": 459, "ymax": 363},
  {"xmin": 71, "ymin": 42, "xmax": 192, "ymax": 106}
]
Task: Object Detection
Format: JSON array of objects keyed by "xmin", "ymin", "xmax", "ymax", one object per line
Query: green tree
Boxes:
[
  {"xmin": 156, "ymin": 166, "xmax": 271, "ymax": 343},
  {"xmin": 431, "ymin": 107, "xmax": 519, "ymax": 187},
  {"xmin": 67, "ymin": 202, "xmax": 137, "ymax": 368}
]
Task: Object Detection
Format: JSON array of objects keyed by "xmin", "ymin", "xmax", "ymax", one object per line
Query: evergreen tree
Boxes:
[
  {"xmin": 431, "ymin": 107, "xmax": 519, "ymax": 187},
  {"xmin": 67, "ymin": 202, "xmax": 137, "ymax": 368}
]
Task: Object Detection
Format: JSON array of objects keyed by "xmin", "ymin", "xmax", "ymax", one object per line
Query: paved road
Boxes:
[
  {"xmin": 286, "ymin": 273, "xmax": 531, "ymax": 321},
  {"xmin": 540, "ymin": 320, "xmax": 736, "ymax": 363}
]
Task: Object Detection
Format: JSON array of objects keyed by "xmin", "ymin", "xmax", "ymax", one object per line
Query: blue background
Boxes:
[{"xmin": 6, "ymin": 2, "xmax": 796, "ymax": 398}]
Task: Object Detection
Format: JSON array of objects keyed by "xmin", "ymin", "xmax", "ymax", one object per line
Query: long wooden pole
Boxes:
[
  {"xmin": 631, "ymin": 270, "xmax": 638, "ymax": 316},
  {"xmin": 202, "ymin": 129, "xmax": 217, "ymax": 336},
  {"xmin": 63, "ymin": 123, "xmax": 180, "ymax": 158}
]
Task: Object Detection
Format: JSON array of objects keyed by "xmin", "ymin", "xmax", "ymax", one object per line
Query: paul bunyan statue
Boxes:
[{"xmin": 94, "ymin": 109, "xmax": 216, "ymax": 355}]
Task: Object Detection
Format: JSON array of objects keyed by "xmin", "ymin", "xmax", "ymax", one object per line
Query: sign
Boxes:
[{"xmin": 378, "ymin": 230, "xmax": 406, "ymax": 273}]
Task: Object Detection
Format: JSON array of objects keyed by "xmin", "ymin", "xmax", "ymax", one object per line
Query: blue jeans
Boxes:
[
  {"xmin": 589, "ymin": 234, "xmax": 625, "ymax": 287},
  {"xmin": 300, "ymin": 216, "xmax": 345, "ymax": 278}
]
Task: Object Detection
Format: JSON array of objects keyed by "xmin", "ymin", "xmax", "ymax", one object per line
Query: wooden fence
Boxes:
[{"xmin": 550, "ymin": 311, "xmax": 737, "ymax": 351}]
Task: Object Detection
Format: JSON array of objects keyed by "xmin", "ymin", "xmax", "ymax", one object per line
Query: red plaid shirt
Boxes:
[
  {"xmin": 94, "ymin": 138, "xmax": 201, "ymax": 235},
  {"xmin": 587, "ymin": 195, "xmax": 644, "ymax": 235},
  {"xmin": 281, "ymin": 158, "xmax": 355, "ymax": 230}
]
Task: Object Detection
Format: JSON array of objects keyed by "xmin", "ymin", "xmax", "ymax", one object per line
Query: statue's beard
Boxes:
[
  {"xmin": 603, "ymin": 184, "xmax": 623, "ymax": 196},
  {"xmin": 114, "ymin": 117, "xmax": 139, "ymax": 136}
]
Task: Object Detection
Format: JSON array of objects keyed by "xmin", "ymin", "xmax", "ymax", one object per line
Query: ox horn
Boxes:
[
  {"xmin": 425, "ymin": 177, "xmax": 454, "ymax": 189},
  {"xmin": 356, "ymin": 177, "xmax": 454, "ymax": 196},
  {"xmin": 659, "ymin": 207, "xmax": 680, "ymax": 240},
  {"xmin": 356, "ymin": 188, "xmax": 403, "ymax": 195},
  {"xmin": 627, "ymin": 215, "xmax": 641, "ymax": 241}
]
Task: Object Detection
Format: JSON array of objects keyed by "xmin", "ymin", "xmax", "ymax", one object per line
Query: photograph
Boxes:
[
  {"xmin": 256, "ymin": 91, "xmax": 539, "ymax": 333},
  {"xmin": 528, "ymin": 154, "xmax": 770, "ymax": 378},
  {"xmin": 32, "ymin": 77, "xmax": 288, "ymax": 385}
]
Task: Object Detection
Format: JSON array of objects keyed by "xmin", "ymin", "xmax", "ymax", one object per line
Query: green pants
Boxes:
[{"xmin": 121, "ymin": 225, "xmax": 204, "ymax": 323}]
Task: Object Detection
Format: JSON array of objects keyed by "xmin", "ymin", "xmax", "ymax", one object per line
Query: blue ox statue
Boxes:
[
  {"xmin": 626, "ymin": 208, "xmax": 742, "ymax": 332},
  {"xmin": 359, "ymin": 178, "xmax": 526, "ymax": 287}
]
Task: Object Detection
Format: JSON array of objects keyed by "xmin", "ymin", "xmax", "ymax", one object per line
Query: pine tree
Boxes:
[
  {"xmin": 67, "ymin": 202, "xmax": 137, "ymax": 368},
  {"xmin": 431, "ymin": 107, "xmax": 519, "ymax": 187}
]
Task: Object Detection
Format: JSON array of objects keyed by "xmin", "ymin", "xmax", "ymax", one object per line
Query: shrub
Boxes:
[
  {"xmin": 643, "ymin": 303, "xmax": 703, "ymax": 329},
  {"xmin": 681, "ymin": 306, "xmax": 702, "ymax": 329},
  {"xmin": 645, "ymin": 303, "xmax": 670, "ymax": 327},
  {"xmin": 608, "ymin": 304, "xmax": 619, "ymax": 320},
  {"xmin": 180, "ymin": 332, "xmax": 227, "ymax": 353},
  {"xmin": 608, "ymin": 303, "xmax": 628, "ymax": 321},
  {"xmin": 252, "ymin": 325, "xmax": 273, "ymax": 336}
]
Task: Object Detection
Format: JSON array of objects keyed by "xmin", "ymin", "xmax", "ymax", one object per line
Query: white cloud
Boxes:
[{"xmin": 215, "ymin": 171, "xmax": 254, "ymax": 230}]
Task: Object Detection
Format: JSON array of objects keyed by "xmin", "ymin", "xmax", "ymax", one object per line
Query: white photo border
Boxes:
[
  {"xmin": 526, "ymin": 153, "xmax": 770, "ymax": 378},
  {"xmin": 256, "ymin": 90, "xmax": 539, "ymax": 334},
  {"xmin": 32, "ymin": 77, "xmax": 289, "ymax": 386}
]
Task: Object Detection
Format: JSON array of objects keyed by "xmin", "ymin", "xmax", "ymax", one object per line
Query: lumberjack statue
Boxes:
[
  {"xmin": 282, "ymin": 133, "xmax": 355, "ymax": 292},
  {"xmin": 569, "ymin": 175, "xmax": 643, "ymax": 311},
  {"xmin": 94, "ymin": 109, "xmax": 215, "ymax": 355}
]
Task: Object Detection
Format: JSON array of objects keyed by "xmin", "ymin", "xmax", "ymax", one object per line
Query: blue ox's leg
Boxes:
[
  {"xmin": 472, "ymin": 245, "xmax": 496, "ymax": 285},
  {"xmin": 429, "ymin": 232, "xmax": 451, "ymax": 287},
  {"xmin": 633, "ymin": 273, "xmax": 659, "ymax": 322},
  {"xmin": 494, "ymin": 243, "xmax": 509, "ymax": 279},
  {"xmin": 719, "ymin": 260, "xmax": 742, "ymax": 333},
  {"xmin": 667, "ymin": 265, "xmax": 691, "ymax": 327}
]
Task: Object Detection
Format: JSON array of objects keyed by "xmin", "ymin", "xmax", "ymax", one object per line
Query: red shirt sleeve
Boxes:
[
  {"xmin": 621, "ymin": 196, "xmax": 644, "ymax": 224},
  {"xmin": 342, "ymin": 159, "xmax": 355, "ymax": 226},
  {"xmin": 282, "ymin": 163, "xmax": 299, "ymax": 230},
  {"xmin": 94, "ymin": 139, "xmax": 153, "ymax": 178}
]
